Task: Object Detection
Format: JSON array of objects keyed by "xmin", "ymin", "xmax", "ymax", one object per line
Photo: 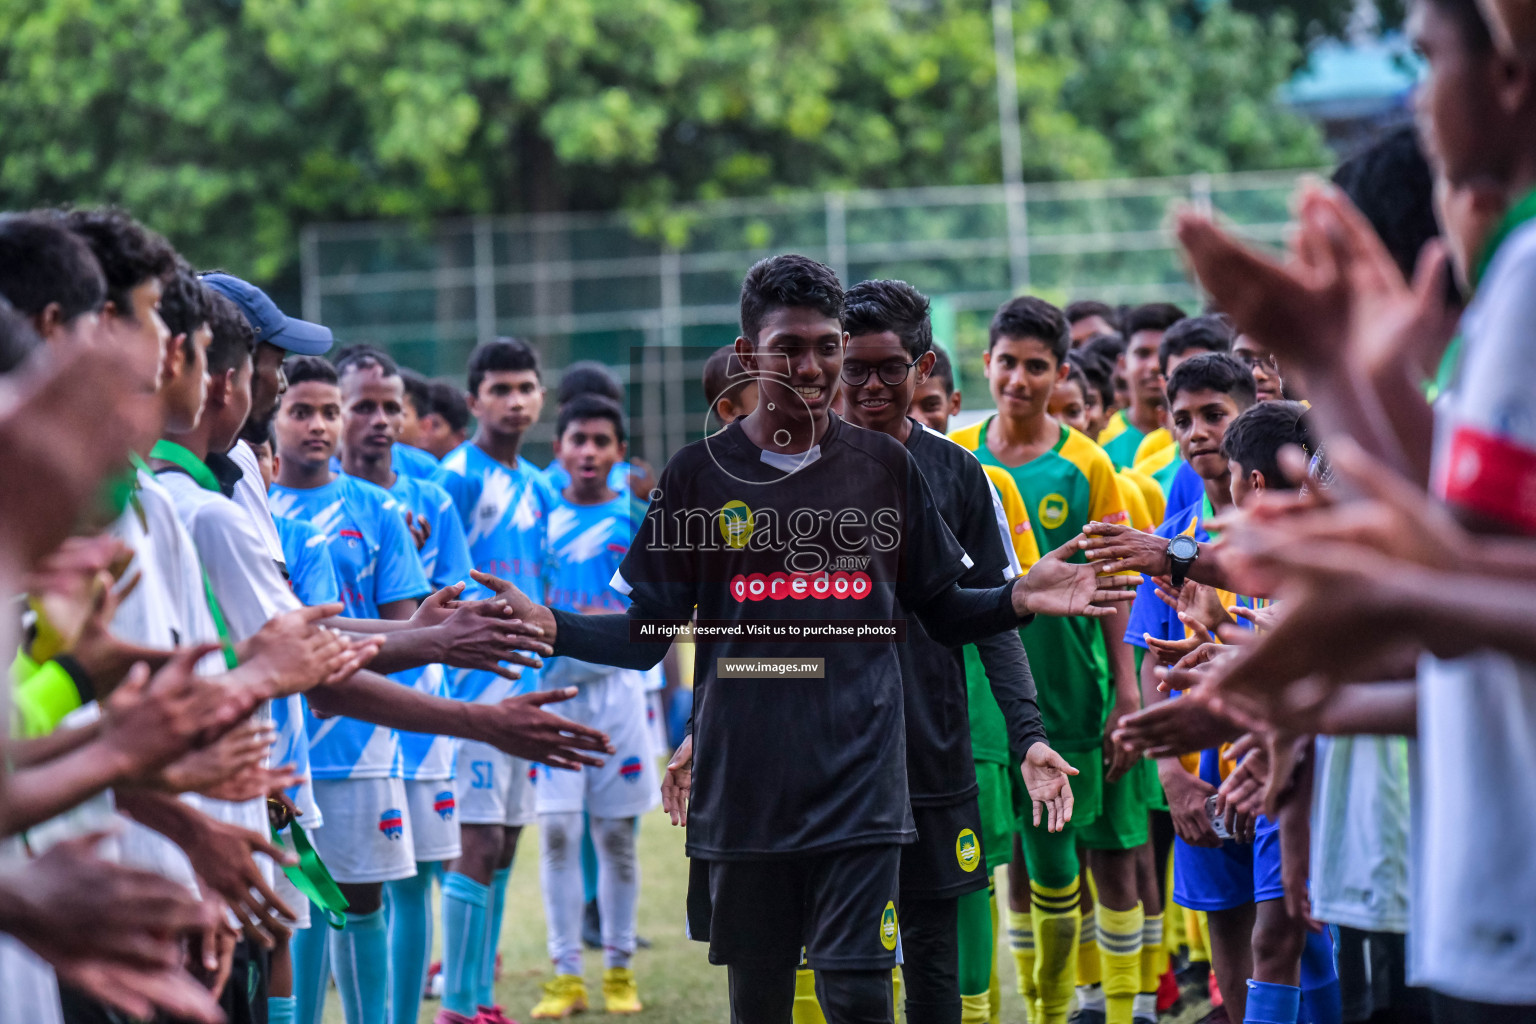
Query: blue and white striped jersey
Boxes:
[{"xmin": 271, "ymin": 515, "xmax": 338, "ymax": 821}]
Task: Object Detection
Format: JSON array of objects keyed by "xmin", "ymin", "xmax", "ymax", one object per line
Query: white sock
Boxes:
[
  {"xmin": 1076, "ymin": 983, "xmax": 1106, "ymax": 1011},
  {"xmin": 1133, "ymin": 992, "xmax": 1157, "ymax": 1020},
  {"xmin": 590, "ymin": 815, "xmax": 640, "ymax": 970},
  {"xmin": 537, "ymin": 811, "xmax": 585, "ymax": 977}
]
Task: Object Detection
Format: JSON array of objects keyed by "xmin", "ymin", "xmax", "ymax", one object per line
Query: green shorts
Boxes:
[
  {"xmin": 973, "ymin": 760, "xmax": 1019, "ymax": 876},
  {"xmin": 1077, "ymin": 759, "xmax": 1151, "ymax": 852},
  {"xmin": 1140, "ymin": 757, "xmax": 1167, "ymax": 812}
]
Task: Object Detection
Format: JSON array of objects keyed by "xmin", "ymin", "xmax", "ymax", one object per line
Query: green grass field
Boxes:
[{"xmin": 320, "ymin": 807, "xmax": 1211, "ymax": 1023}]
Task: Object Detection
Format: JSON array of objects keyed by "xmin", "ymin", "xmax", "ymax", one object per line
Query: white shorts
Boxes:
[
  {"xmin": 308, "ymin": 778, "xmax": 417, "ymax": 884},
  {"xmin": 533, "ymin": 674, "xmax": 661, "ymax": 820},
  {"xmin": 455, "ymin": 742, "xmax": 536, "ymax": 827},
  {"xmin": 646, "ymin": 690, "xmax": 669, "ymax": 758},
  {"xmin": 0, "ymin": 935, "xmax": 62, "ymax": 1024},
  {"xmin": 406, "ymin": 779, "xmax": 463, "ymax": 862}
]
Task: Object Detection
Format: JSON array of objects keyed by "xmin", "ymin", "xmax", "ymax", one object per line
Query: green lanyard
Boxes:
[
  {"xmin": 141, "ymin": 445, "xmax": 350, "ymax": 925},
  {"xmin": 137, "ymin": 446, "xmax": 239, "ymax": 671}
]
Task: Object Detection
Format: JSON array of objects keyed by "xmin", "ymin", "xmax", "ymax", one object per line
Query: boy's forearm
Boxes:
[
  {"xmin": 1, "ymin": 740, "xmax": 134, "ymax": 837},
  {"xmin": 973, "ymin": 630, "xmax": 1048, "ymax": 760},
  {"xmin": 1315, "ymin": 681, "xmax": 1418, "ymax": 736},
  {"xmin": 310, "ymin": 669, "xmax": 481, "ymax": 742},
  {"xmin": 1101, "ymin": 604, "xmax": 1139, "ymax": 707}
]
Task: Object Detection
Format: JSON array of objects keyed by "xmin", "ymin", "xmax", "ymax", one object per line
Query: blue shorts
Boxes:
[{"xmin": 1173, "ymin": 814, "xmax": 1283, "ymax": 911}]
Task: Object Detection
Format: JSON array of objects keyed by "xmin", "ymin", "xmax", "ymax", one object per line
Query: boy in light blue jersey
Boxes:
[
  {"xmin": 334, "ymin": 345, "xmax": 476, "ymax": 1024},
  {"xmin": 431, "ymin": 337, "xmax": 554, "ymax": 1024},
  {"xmin": 268, "ymin": 355, "xmax": 432, "ymax": 1024},
  {"xmin": 528, "ymin": 394, "xmax": 658, "ymax": 1018}
]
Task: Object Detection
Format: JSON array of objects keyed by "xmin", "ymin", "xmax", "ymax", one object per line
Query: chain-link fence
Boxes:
[{"xmin": 302, "ymin": 169, "xmax": 1306, "ymax": 466}]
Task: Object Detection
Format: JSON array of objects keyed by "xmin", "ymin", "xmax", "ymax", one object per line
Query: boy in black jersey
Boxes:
[
  {"xmin": 840, "ymin": 278, "xmax": 1078, "ymax": 1024},
  {"xmin": 478, "ymin": 255, "xmax": 1138, "ymax": 1024}
]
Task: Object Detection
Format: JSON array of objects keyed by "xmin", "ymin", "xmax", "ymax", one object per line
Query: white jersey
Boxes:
[
  {"xmin": 1309, "ymin": 734, "xmax": 1411, "ymax": 933},
  {"xmin": 0, "ymin": 839, "xmax": 63, "ymax": 1024},
  {"xmin": 1413, "ymin": 216, "xmax": 1536, "ymax": 1003}
]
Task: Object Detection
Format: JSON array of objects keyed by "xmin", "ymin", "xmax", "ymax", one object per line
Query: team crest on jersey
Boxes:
[
  {"xmin": 879, "ymin": 901, "xmax": 899, "ymax": 951},
  {"xmin": 619, "ymin": 756, "xmax": 643, "ymax": 782},
  {"xmin": 379, "ymin": 808, "xmax": 405, "ymax": 839},
  {"xmin": 956, "ymin": 829, "xmax": 980, "ymax": 872},
  {"xmin": 433, "ymin": 791, "xmax": 456, "ymax": 821},
  {"xmin": 528, "ymin": 765, "xmax": 540, "ymax": 784},
  {"xmin": 718, "ymin": 500, "xmax": 754, "ymax": 548},
  {"xmin": 1037, "ymin": 493, "xmax": 1069, "ymax": 530}
]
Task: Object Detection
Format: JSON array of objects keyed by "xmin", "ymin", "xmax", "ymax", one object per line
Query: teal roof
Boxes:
[{"xmin": 1284, "ymin": 34, "xmax": 1421, "ymax": 105}]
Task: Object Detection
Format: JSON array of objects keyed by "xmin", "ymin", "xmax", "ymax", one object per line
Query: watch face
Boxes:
[{"xmin": 1168, "ymin": 535, "xmax": 1199, "ymax": 561}]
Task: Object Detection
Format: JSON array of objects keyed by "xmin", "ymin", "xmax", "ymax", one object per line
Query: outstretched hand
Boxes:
[
  {"xmin": 662, "ymin": 734, "xmax": 693, "ymax": 827},
  {"xmin": 1014, "ymin": 536, "xmax": 1142, "ymax": 619},
  {"xmin": 480, "ymin": 688, "xmax": 614, "ymax": 770},
  {"xmin": 1021, "ymin": 743, "xmax": 1078, "ymax": 833}
]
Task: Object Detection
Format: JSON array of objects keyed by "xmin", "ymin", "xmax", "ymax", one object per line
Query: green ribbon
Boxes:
[
  {"xmin": 277, "ymin": 821, "xmax": 350, "ymax": 929},
  {"xmin": 1471, "ymin": 187, "xmax": 1536, "ymax": 290}
]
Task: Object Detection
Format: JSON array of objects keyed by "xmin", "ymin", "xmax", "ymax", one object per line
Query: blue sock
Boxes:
[
  {"xmin": 1299, "ymin": 928, "xmax": 1342, "ymax": 1024},
  {"xmin": 291, "ymin": 907, "xmax": 331, "ymax": 1024},
  {"xmin": 330, "ymin": 908, "xmax": 389, "ymax": 1024},
  {"xmin": 385, "ymin": 868, "xmax": 434, "ymax": 1024},
  {"xmin": 581, "ymin": 814, "xmax": 599, "ymax": 904},
  {"xmin": 268, "ymin": 995, "xmax": 296, "ymax": 1024},
  {"xmin": 479, "ymin": 865, "xmax": 513, "ymax": 1006},
  {"xmin": 441, "ymin": 872, "xmax": 490, "ymax": 1016},
  {"xmin": 1245, "ymin": 980, "xmax": 1302, "ymax": 1024}
]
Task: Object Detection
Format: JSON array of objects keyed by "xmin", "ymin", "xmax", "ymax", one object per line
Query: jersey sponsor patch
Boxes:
[
  {"xmin": 433, "ymin": 790, "xmax": 456, "ymax": 820},
  {"xmin": 729, "ymin": 570, "xmax": 873, "ymax": 602},
  {"xmin": 880, "ymin": 901, "xmax": 899, "ymax": 951},
  {"xmin": 620, "ymin": 756, "xmax": 644, "ymax": 782},
  {"xmin": 956, "ymin": 828, "xmax": 981, "ymax": 872},
  {"xmin": 379, "ymin": 808, "xmax": 405, "ymax": 839}
]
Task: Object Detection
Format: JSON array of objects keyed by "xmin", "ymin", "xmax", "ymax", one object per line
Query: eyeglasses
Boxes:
[
  {"xmin": 840, "ymin": 355, "xmax": 922, "ymax": 387},
  {"xmin": 1232, "ymin": 349, "xmax": 1280, "ymax": 372}
]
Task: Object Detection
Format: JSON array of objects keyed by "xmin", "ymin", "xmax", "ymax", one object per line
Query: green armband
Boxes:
[{"xmin": 10, "ymin": 654, "xmax": 85, "ymax": 738}]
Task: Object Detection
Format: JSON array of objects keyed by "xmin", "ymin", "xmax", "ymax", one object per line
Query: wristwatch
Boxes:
[{"xmin": 1166, "ymin": 535, "xmax": 1199, "ymax": 588}]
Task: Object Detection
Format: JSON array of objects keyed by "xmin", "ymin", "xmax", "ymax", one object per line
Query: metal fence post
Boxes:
[
  {"xmin": 825, "ymin": 192, "xmax": 849, "ymax": 285},
  {"xmin": 473, "ymin": 216, "xmax": 496, "ymax": 347},
  {"xmin": 300, "ymin": 224, "xmax": 321, "ymax": 325}
]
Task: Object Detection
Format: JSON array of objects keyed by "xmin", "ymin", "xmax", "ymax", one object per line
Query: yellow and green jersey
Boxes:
[
  {"xmin": 1116, "ymin": 467, "xmax": 1160, "ymax": 531},
  {"xmin": 950, "ymin": 417, "xmax": 1130, "ymax": 753},
  {"xmin": 1097, "ymin": 409, "xmax": 1145, "ymax": 471},
  {"xmin": 1133, "ymin": 427, "xmax": 1174, "ymax": 468}
]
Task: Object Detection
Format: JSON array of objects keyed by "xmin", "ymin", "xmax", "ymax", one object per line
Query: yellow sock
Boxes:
[
  {"xmin": 1097, "ymin": 902, "xmax": 1145, "ymax": 1024},
  {"xmin": 990, "ymin": 896, "xmax": 1003, "ymax": 1024},
  {"xmin": 1029, "ymin": 878, "xmax": 1082, "ymax": 1024},
  {"xmin": 792, "ymin": 967, "xmax": 826, "ymax": 1024},
  {"xmin": 1077, "ymin": 903, "xmax": 1102, "ymax": 987},
  {"xmin": 1140, "ymin": 913, "xmax": 1167, "ymax": 994},
  {"xmin": 1165, "ymin": 897, "xmax": 1186, "ymax": 956},
  {"xmin": 892, "ymin": 968, "xmax": 903, "ymax": 1012},
  {"xmin": 1196, "ymin": 911, "xmax": 1212, "ymax": 966},
  {"xmin": 1007, "ymin": 908, "xmax": 1038, "ymax": 1017},
  {"xmin": 1184, "ymin": 906, "xmax": 1209, "ymax": 963},
  {"xmin": 962, "ymin": 992, "xmax": 991, "ymax": 1024}
]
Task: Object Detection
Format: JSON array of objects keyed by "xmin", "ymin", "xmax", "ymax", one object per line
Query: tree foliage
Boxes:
[{"xmin": 0, "ymin": 0, "xmax": 1326, "ymax": 280}]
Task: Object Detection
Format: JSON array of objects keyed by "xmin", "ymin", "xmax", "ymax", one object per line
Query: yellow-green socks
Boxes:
[
  {"xmin": 1097, "ymin": 902, "xmax": 1145, "ymax": 1024},
  {"xmin": 990, "ymin": 896, "xmax": 1003, "ymax": 1024},
  {"xmin": 1029, "ymin": 878, "xmax": 1082, "ymax": 1024},
  {"xmin": 1007, "ymin": 908, "xmax": 1038, "ymax": 1018},
  {"xmin": 1078, "ymin": 903, "xmax": 1102, "ymax": 986},
  {"xmin": 793, "ymin": 967, "xmax": 826, "ymax": 1024}
]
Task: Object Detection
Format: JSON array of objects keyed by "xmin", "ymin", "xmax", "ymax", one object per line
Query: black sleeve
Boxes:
[
  {"xmin": 910, "ymin": 580, "xmax": 1029, "ymax": 647},
  {"xmin": 893, "ymin": 449, "xmax": 972, "ymax": 608},
  {"xmin": 550, "ymin": 607, "xmax": 674, "ymax": 671},
  {"xmin": 973, "ymin": 628, "xmax": 1048, "ymax": 760}
]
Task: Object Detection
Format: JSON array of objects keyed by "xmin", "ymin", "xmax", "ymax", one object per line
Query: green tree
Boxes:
[{"xmin": 0, "ymin": 0, "xmax": 1326, "ymax": 281}]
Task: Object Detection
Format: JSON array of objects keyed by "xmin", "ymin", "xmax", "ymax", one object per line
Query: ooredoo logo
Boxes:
[{"xmin": 729, "ymin": 570, "xmax": 872, "ymax": 602}]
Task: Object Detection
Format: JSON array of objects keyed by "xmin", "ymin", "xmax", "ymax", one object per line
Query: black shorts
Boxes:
[
  {"xmin": 900, "ymin": 797, "xmax": 991, "ymax": 900},
  {"xmin": 688, "ymin": 843, "xmax": 903, "ymax": 971}
]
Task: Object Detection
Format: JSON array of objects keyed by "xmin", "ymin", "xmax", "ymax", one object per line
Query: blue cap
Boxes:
[{"xmin": 201, "ymin": 272, "xmax": 333, "ymax": 355}]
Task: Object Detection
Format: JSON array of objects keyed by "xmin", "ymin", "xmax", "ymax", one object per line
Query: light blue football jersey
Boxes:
[
  {"xmin": 393, "ymin": 441, "xmax": 444, "ymax": 480},
  {"xmin": 271, "ymin": 515, "xmax": 339, "ymax": 820},
  {"xmin": 544, "ymin": 490, "xmax": 642, "ymax": 616},
  {"xmin": 433, "ymin": 442, "xmax": 553, "ymax": 705},
  {"xmin": 268, "ymin": 474, "xmax": 430, "ymax": 779},
  {"xmin": 542, "ymin": 458, "xmax": 630, "ymax": 494},
  {"xmin": 372, "ymin": 471, "xmax": 474, "ymax": 781}
]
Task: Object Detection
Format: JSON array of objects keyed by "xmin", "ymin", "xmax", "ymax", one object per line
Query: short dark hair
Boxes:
[
  {"xmin": 1065, "ymin": 299, "xmax": 1117, "ymax": 331},
  {"xmin": 988, "ymin": 295, "xmax": 1070, "ymax": 363},
  {"xmin": 0, "ymin": 213, "xmax": 107, "ymax": 323},
  {"xmin": 159, "ymin": 264, "xmax": 209, "ymax": 358},
  {"xmin": 205, "ymin": 290, "xmax": 256, "ymax": 375},
  {"xmin": 928, "ymin": 347, "xmax": 955, "ymax": 395},
  {"xmin": 428, "ymin": 379, "xmax": 471, "ymax": 432},
  {"xmin": 60, "ymin": 208, "xmax": 178, "ymax": 319},
  {"xmin": 1078, "ymin": 331, "xmax": 1126, "ymax": 368},
  {"xmin": 1158, "ymin": 314, "xmax": 1233, "ymax": 373},
  {"xmin": 1060, "ymin": 360, "xmax": 1091, "ymax": 404},
  {"xmin": 703, "ymin": 343, "xmax": 750, "ymax": 426},
  {"xmin": 843, "ymin": 279, "xmax": 933, "ymax": 358},
  {"xmin": 0, "ymin": 295, "xmax": 43, "ymax": 375},
  {"xmin": 739, "ymin": 254, "xmax": 844, "ymax": 343},
  {"xmin": 283, "ymin": 354, "xmax": 339, "ymax": 389},
  {"xmin": 1166, "ymin": 352, "xmax": 1258, "ymax": 407},
  {"xmin": 1123, "ymin": 302, "xmax": 1187, "ymax": 338},
  {"xmin": 557, "ymin": 360, "xmax": 624, "ymax": 406},
  {"xmin": 1331, "ymin": 126, "xmax": 1440, "ymax": 284},
  {"xmin": 334, "ymin": 343, "xmax": 399, "ymax": 380},
  {"xmin": 1222, "ymin": 400, "xmax": 1313, "ymax": 487},
  {"xmin": 1068, "ymin": 350, "xmax": 1113, "ymax": 409},
  {"xmin": 557, "ymin": 392, "xmax": 627, "ymax": 444},
  {"xmin": 467, "ymin": 336, "xmax": 540, "ymax": 396},
  {"xmin": 400, "ymin": 368, "xmax": 432, "ymax": 418}
]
